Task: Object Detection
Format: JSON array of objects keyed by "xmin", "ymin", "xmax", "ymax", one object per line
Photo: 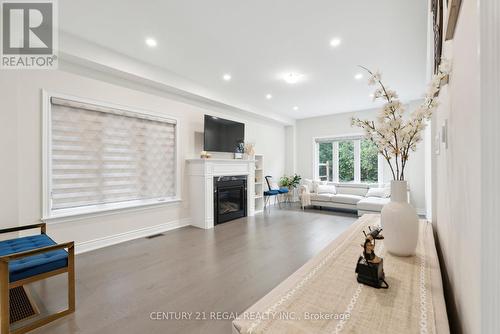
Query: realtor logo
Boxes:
[{"xmin": 1, "ymin": 0, "xmax": 58, "ymax": 69}]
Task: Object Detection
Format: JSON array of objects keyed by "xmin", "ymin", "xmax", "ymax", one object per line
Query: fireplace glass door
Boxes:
[
  {"xmin": 214, "ymin": 176, "xmax": 247, "ymax": 225},
  {"xmin": 218, "ymin": 187, "xmax": 244, "ymax": 215}
]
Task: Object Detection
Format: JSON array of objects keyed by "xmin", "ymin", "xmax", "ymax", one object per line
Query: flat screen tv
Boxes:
[{"xmin": 204, "ymin": 115, "xmax": 245, "ymax": 153}]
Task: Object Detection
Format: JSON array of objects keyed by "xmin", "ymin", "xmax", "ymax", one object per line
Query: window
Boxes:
[
  {"xmin": 338, "ymin": 140, "xmax": 355, "ymax": 182},
  {"xmin": 43, "ymin": 93, "xmax": 179, "ymax": 219},
  {"xmin": 315, "ymin": 136, "xmax": 381, "ymax": 184},
  {"xmin": 318, "ymin": 142, "xmax": 333, "ymax": 181},
  {"xmin": 360, "ymin": 138, "xmax": 379, "ymax": 183}
]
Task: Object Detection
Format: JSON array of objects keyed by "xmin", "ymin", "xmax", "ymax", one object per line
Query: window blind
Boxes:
[{"xmin": 49, "ymin": 97, "xmax": 176, "ymax": 212}]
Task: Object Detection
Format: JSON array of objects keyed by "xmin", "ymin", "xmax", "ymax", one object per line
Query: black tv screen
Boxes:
[{"xmin": 204, "ymin": 115, "xmax": 245, "ymax": 153}]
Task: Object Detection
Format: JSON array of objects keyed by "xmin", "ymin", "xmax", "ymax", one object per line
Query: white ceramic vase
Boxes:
[{"xmin": 381, "ymin": 180, "xmax": 418, "ymax": 256}]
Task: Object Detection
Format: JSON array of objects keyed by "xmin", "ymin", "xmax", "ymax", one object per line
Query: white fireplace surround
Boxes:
[{"xmin": 186, "ymin": 158, "xmax": 256, "ymax": 229}]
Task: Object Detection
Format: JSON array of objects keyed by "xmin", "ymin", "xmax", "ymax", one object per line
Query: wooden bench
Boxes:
[{"xmin": 0, "ymin": 223, "xmax": 75, "ymax": 334}]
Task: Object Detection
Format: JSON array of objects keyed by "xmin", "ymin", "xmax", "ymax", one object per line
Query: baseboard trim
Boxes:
[{"xmin": 75, "ymin": 218, "xmax": 191, "ymax": 254}]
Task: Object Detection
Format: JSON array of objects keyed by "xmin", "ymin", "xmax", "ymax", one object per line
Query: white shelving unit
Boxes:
[{"xmin": 254, "ymin": 154, "xmax": 264, "ymax": 213}]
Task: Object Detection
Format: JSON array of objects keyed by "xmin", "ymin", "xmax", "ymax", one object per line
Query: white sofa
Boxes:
[{"xmin": 299, "ymin": 180, "xmax": 391, "ymax": 216}]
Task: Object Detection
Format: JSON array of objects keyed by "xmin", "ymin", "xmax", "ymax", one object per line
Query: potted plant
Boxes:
[
  {"xmin": 279, "ymin": 174, "xmax": 301, "ymax": 189},
  {"xmin": 351, "ymin": 61, "xmax": 450, "ymax": 256}
]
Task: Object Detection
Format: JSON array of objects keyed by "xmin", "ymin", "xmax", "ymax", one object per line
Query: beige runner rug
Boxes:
[{"xmin": 234, "ymin": 215, "xmax": 438, "ymax": 334}]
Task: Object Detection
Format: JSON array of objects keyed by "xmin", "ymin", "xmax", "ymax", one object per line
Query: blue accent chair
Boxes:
[
  {"xmin": 265, "ymin": 176, "xmax": 291, "ymax": 207},
  {"xmin": 0, "ymin": 223, "xmax": 75, "ymax": 334},
  {"xmin": 264, "ymin": 176, "xmax": 281, "ymax": 211}
]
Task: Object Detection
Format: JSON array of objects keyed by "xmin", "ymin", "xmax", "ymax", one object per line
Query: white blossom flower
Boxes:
[
  {"xmin": 427, "ymin": 83, "xmax": 439, "ymax": 97},
  {"xmin": 372, "ymin": 89, "xmax": 384, "ymax": 101},
  {"xmin": 385, "ymin": 89, "xmax": 398, "ymax": 100},
  {"xmin": 351, "ymin": 61, "xmax": 450, "ymax": 180},
  {"xmin": 439, "ymin": 59, "xmax": 452, "ymax": 74},
  {"xmin": 368, "ymin": 70, "xmax": 382, "ymax": 86}
]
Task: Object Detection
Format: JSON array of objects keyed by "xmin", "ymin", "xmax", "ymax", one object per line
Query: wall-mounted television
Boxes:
[{"xmin": 204, "ymin": 115, "xmax": 245, "ymax": 153}]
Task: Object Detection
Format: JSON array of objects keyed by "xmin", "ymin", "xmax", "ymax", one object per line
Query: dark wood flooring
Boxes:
[{"xmin": 27, "ymin": 205, "xmax": 356, "ymax": 334}]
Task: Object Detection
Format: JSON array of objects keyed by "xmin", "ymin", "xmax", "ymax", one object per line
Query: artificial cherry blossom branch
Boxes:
[{"xmin": 351, "ymin": 60, "xmax": 451, "ymax": 181}]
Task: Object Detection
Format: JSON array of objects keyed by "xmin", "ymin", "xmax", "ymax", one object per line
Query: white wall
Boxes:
[
  {"xmin": 295, "ymin": 101, "xmax": 427, "ymax": 213},
  {"xmin": 432, "ymin": 0, "xmax": 481, "ymax": 332},
  {"xmin": 0, "ymin": 66, "xmax": 286, "ymax": 251},
  {"xmin": 479, "ymin": 0, "xmax": 500, "ymax": 332},
  {"xmin": 284, "ymin": 125, "xmax": 297, "ymax": 175}
]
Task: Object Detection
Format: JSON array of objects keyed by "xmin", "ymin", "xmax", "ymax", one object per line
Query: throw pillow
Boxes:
[
  {"xmin": 312, "ymin": 180, "xmax": 327, "ymax": 193},
  {"xmin": 317, "ymin": 184, "xmax": 337, "ymax": 195},
  {"xmin": 366, "ymin": 187, "xmax": 390, "ymax": 198}
]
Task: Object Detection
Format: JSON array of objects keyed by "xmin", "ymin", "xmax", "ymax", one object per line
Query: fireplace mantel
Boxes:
[{"xmin": 186, "ymin": 158, "xmax": 255, "ymax": 229}]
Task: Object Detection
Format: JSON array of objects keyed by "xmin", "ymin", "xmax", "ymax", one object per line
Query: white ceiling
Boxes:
[{"xmin": 59, "ymin": 0, "xmax": 428, "ymax": 119}]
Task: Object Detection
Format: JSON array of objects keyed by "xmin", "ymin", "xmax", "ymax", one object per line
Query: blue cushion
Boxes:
[
  {"xmin": 0, "ymin": 234, "xmax": 68, "ymax": 282},
  {"xmin": 264, "ymin": 190, "xmax": 279, "ymax": 196},
  {"xmin": 278, "ymin": 187, "xmax": 289, "ymax": 194}
]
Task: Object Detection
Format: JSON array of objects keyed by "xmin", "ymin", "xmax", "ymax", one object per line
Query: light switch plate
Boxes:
[
  {"xmin": 441, "ymin": 120, "xmax": 448, "ymax": 149},
  {"xmin": 435, "ymin": 131, "xmax": 441, "ymax": 155}
]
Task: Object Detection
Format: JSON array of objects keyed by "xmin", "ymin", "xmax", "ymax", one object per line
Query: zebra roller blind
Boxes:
[{"xmin": 49, "ymin": 97, "xmax": 177, "ymax": 212}]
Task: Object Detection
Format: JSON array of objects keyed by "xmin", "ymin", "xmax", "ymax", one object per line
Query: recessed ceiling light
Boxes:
[
  {"xmin": 283, "ymin": 72, "xmax": 304, "ymax": 84},
  {"xmin": 266, "ymin": 94, "xmax": 273, "ymax": 100},
  {"xmin": 223, "ymin": 73, "xmax": 232, "ymax": 81},
  {"xmin": 330, "ymin": 38, "xmax": 342, "ymax": 47},
  {"xmin": 293, "ymin": 106, "xmax": 299, "ymax": 111},
  {"xmin": 145, "ymin": 38, "xmax": 157, "ymax": 47},
  {"xmin": 354, "ymin": 73, "xmax": 363, "ymax": 80}
]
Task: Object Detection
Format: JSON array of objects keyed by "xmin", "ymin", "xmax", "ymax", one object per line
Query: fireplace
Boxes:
[{"xmin": 214, "ymin": 175, "xmax": 247, "ymax": 225}]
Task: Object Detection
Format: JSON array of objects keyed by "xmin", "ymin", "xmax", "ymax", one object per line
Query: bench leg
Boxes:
[
  {"xmin": 0, "ymin": 261, "xmax": 9, "ymax": 333},
  {"xmin": 68, "ymin": 244, "xmax": 75, "ymax": 312}
]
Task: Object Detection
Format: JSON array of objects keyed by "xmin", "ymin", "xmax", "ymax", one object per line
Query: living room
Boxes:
[{"xmin": 0, "ymin": 0, "xmax": 498, "ymax": 333}]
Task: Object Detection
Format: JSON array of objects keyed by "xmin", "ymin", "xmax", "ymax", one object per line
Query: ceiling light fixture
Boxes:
[
  {"xmin": 283, "ymin": 72, "xmax": 304, "ymax": 84},
  {"xmin": 145, "ymin": 37, "xmax": 157, "ymax": 47},
  {"xmin": 293, "ymin": 106, "xmax": 299, "ymax": 111},
  {"xmin": 266, "ymin": 94, "xmax": 273, "ymax": 100},
  {"xmin": 354, "ymin": 73, "xmax": 363, "ymax": 80},
  {"xmin": 223, "ymin": 74, "xmax": 232, "ymax": 81},
  {"xmin": 330, "ymin": 38, "xmax": 342, "ymax": 47}
]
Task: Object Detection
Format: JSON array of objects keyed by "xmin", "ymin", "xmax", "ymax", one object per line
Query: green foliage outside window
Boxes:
[
  {"xmin": 338, "ymin": 141, "xmax": 354, "ymax": 182},
  {"xmin": 361, "ymin": 139, "xmax": 378, "ymax": 182},
  {"xmin": 318, "ymin": 143, "xmax": 332, "ymax": 164}
]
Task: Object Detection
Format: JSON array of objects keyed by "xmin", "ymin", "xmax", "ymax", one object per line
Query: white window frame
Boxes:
[
  {"xmin": 42, "ymin": 90, "xmax": 182, "ymax": 222},
  {"xmin": 312, "ymin": 134, "xmax": 384, "ymax": 185}
]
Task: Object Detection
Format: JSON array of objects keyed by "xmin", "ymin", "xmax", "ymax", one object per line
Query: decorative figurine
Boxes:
[
  {"xmin": 362, "ymin": 226, "xmax": 384, "ymax": 263},
  {"xmin": 244, "ymin": 143, "xmax": 255, "ymax": 160},
  {"xmin": 200, "ymin": 151, "xmax": 211, "ymax": 159},
  {"xmin": 234, "ymin": 142, "xmax": 244, "ymax": 159},
  {"xmin": 355, "ymin": 226, "xmax": 389, "ymax": 289}
]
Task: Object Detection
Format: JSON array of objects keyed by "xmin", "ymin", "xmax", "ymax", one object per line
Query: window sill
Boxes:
[{"xmin": 42, "ymin": 197, "xmax": 182, "ymax": 224}]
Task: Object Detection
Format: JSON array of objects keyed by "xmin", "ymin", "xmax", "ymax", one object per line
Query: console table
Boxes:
[{"xmin": 232, "ymin": 214, "xmax": 449, "ymax": 334}]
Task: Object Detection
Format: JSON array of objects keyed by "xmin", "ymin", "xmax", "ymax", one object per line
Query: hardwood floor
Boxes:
[{"xmin": 27, "ymin": 206, "xmax": 357, "ymax": 334}]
